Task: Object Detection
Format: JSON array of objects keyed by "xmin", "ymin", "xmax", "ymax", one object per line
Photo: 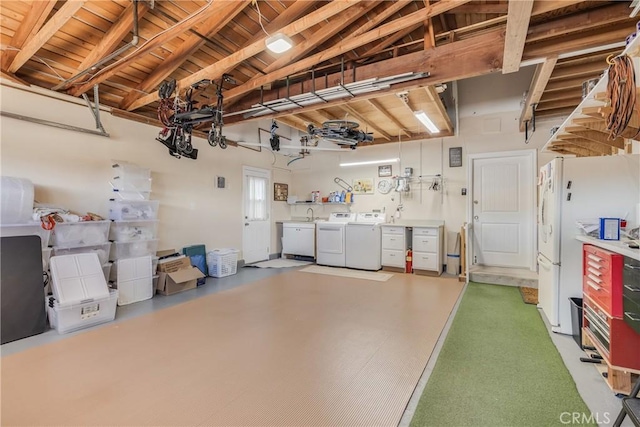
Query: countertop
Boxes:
[
  {"xmin": 575, "ymin": 235, "xmax": 640, "ymax": 261},
  {"xmin": 383, "ymin": 220, "xmax": 445, "ymax": 228},
  {"xmin": 276, "ymin": 219, "xmax": 326, "ymax": 224}
]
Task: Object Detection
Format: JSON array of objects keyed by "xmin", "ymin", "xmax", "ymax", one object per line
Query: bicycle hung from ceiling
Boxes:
[{"xmin": 156, "ymin": 74, "xmax": 236, "ymax": 159}]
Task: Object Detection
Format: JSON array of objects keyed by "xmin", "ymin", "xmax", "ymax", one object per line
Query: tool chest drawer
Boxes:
[
  {"xmin": 583, "ymin": 295, "xmax": 640, "ymax": 370},
  {"xmin": 582, "ymin": 244, "xmax": 624, "ymax": 318}
]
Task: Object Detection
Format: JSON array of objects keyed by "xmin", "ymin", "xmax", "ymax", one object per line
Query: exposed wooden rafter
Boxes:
[
  {"xmin": 118, "ymin": 1, "xmax": 247, "ymax": 110},
  {"xmin": 502, "ymin": 0, "xmax": 534, "ymax": 73},
  {"xmin": 69, "ymin": 0, "xmax": 251, "ymax": 97},
  {"xmin": 126, "ymin": 0, "xmax": 360, "ymax": 111},
  {"xmin": 424, "ymin": 86, "xmax": 453, "ymax": 132},
  {"xmin": 341, "ymin": 104, "xmax": 392, "ymax": 140},
  {"xmin": 1, "ymin": 0, "xmax": 56, "ymax": 71},
  {"xmin": 518, "ymin": 57, "xmax": 557, "ymax": 131},
  {"xmin": 8, "ymin": 1, "xmax": 86, "ymax": 73},
  {"xmin": 366, "ymin": 99, "xmax": 411, "ymax": 137},
  {"xmin": 220, "ymin": 0, "xmax": 474, "ymax": 106}
]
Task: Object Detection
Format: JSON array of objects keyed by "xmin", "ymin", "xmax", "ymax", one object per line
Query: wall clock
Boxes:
[{"xmin": 377, "ymin": 179, "xmax": 393, "ymax": 194}]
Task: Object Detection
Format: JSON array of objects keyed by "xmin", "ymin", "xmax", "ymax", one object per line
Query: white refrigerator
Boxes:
[{"xmin": 537, "ymin": 154, "xmax": 640, "ymax": 334}]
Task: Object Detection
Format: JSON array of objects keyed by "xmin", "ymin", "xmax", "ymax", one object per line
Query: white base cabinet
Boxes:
[
  {"xmin": 412, "ymin": 226, "xmax": 444, "ymax": 275},
  {"xmin": 381, "ymin": 225, "xmax": 410, "ymax": 269},
  {"xmin": 282, "ymin": 223, "xmax": 315, "ymax": 257}
]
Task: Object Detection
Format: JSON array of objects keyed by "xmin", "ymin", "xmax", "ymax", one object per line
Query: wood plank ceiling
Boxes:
[{"xmin": 0, "ymin": 0, "xmax": 637, "ymax": 150}]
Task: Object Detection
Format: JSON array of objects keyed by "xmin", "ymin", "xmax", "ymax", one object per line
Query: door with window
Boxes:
[
  {"xmin": 469, "ymin": 150, "xmax": 536, "ymax": 270},
  {"xmin": 242, "ymin": 166, "xmax": 270, "ymax": 264}
]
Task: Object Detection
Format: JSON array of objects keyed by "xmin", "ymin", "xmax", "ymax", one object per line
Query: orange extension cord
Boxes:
[{"xmin": 606, "ymin": 54, "xmax": 636, "ymax": 139}]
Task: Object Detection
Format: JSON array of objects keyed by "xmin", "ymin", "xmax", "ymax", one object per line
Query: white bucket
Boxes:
[{"xmin": 0, "ymin": 176, "xmax": 34, "ymax": 224}]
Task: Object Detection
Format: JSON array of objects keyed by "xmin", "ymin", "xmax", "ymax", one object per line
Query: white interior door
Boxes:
[
  {"xmin": 242, "ymin": 166, "xmax": 270, "ymax": 264},
  {"xmin": 469, "ymin": 150, "xmax": 535, "ymax": 269}
]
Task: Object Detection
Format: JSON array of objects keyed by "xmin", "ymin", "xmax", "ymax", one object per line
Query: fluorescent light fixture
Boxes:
[
  {"xmin": 414, "ymin": 110, "xmax": 440, "ymax": 134},
  {"xmin": 339, "ymin": 158, "xmax": 399, "ymax": 167},
  {"xmin": 265, "ymin": 33, "xmax": 293, "ymax": 53}
]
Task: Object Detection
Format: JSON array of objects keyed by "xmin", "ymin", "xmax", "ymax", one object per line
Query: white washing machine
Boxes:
[
  {"xmin": 316, "ymin": 212, "xmax": 357, "ymax": 267},
  {"xmin": 345, "ymin": 212, "xmax": 387, "ymax": 271}
]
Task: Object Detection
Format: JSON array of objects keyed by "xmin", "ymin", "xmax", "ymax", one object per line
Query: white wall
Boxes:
[
  {"xmin": 287, "ymin": 69, "xmax": 566, "ymax": 254},
  {"xmin": 0, "ymin": 83, "xmax": 292, "ymax": 259}
]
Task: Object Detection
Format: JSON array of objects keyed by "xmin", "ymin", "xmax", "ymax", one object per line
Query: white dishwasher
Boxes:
[
  {"xmin": 345, "ymin": 212, "xmax": 387, "ymax": 270},
  {"xmin": 282, "ymin": 222, "xmax": 316, "ymax": 257}
]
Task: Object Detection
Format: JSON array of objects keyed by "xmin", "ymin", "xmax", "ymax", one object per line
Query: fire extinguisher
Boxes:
[{"xmin": 406, "ymin": 249, "xmax": 413, "ymax": 273}]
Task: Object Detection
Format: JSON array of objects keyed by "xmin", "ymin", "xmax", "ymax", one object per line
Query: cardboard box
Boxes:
[
  {"xmin": 156, "ymin": 267, "xmax": 204, "ymax": 296},
  {"xmin": 157, "ymin": 255, "xmax": 190, "ymax": 273}
]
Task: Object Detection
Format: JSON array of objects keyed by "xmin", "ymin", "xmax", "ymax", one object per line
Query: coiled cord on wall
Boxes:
[{"xmin": 606, "ymin": 54, "xmax": 636, "ymax": 139}]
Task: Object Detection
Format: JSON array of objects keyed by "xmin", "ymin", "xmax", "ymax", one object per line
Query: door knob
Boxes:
[
  {"xmin": 473, "ymin": 200, "xmax": 478, "ymax": 204},
  {"xmin": 474, "ymin": 215, "xmax": 479, "ymax": 220},
  {"xmin": 245, "ymin": 223, "xmax": 249, "ymax": 226}
]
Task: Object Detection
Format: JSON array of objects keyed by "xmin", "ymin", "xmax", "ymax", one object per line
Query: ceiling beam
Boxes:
[
  {"xmin": 424, "ymin": 85, "xmax": 453, "ymax": 132},
  {"xmin": 526, "ymin": 2, "xmax": 632, "ymax": 44},
  {"xmin": 68, "ymin": 0, "xmax": 249, "ymax": 97},
  {"xmin": 1, "ymin": 0, "xmax": 56, "ymax": 71},
  {"xmin": 550, "ymin": 61, "xmax": 609, "ymax": 80},
  {"xmin": 262, "ymin": 1, "xmax": 380, "ymax": 77},
  {"xmin": 535, "ymin": 97, "xmax": 584, "ymax": 112},
  {"xmin": 539, "ymin": 88, "xmax": 580, "ymax": 103},
  {"xmin": 548, "ymin": 145, "xmax": 592, "ymax": 157},
  {"xmin": 519, "ymin": 56, "xmax": 557, "ymax": 131},
  {"xmin": 423, "ymin": 0, "xmax": 436, "ymax": 50},
  {"xmin": 446, "ymin": 4, "xmax": 508, "ymax": 14},
  {"xmin": 118, "ymin": 1, "xmax": 247, "ymax": 110},
  {"xmin": 65, "ymin": 0, "xmax": 150, "ymax": 89},
  {"xmin": 340, "ymin": 104, "xmax": 392, "ymax": 140},
  {"xmin": 8, "ymin": 1, "xmax": 87, "ymax": 73},
  {"xmin": 531, "ymin": 0, "xmax": 584, "ymax": 16},
  {"xmin": 502, "ymin": 0, "xmax": 533, "ymax": 73},
  {"xmin": 0, "ymin": 70, "xmax": 30, "ymax": 86},
  {"xmin": 221, "ymin": 0, "xmax": 474, "ymax": 105},
  {"xmin": 545, "ymin": 75, "xmax": 591, "ymax": 92},
  {"xmin": 126, "ymin": 0, "xmax": 360, "ymax": 111},
  {"xmin": 225, "ymin": 28, "xmax": 504, "ymax": 125},
  {"xmin": 523, "ymin": 26, "xmax": 633, "ymax": 61},
  {"xmin": 361, "ymin": 23, "xmax": 422, "ymax": 58},
  {"xmin": 350, "ymin": 1, "xmax": 413, "ymax": 39},
  {"xmin": 366, "ymin": 98, "xmax": 411, "ymax": 137}
]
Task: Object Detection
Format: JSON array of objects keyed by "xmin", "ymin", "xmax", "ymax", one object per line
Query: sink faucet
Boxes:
[{"xmin": 307, "ymin": 207, "xmax": 314, "ymax": 222}]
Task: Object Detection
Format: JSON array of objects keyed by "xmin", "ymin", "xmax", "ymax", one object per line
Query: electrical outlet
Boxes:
[{"xmin": 461, "ymin": 188, "xmax": 467, "ymax": 196}]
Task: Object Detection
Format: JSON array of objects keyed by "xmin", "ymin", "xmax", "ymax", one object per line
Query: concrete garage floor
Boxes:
[{"xmin": 1, "ymin": 267, "xmax": 632, "ymax": 426}]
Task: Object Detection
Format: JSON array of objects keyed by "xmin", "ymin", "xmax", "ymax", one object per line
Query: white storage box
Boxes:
[
  {"xmin": 109, "ymin": 177, "xmax": 152, "ymax": 192},
  {"xmin": 109, "ymin": 220, "xmax": 158, "ymax": 242},
  {"xmin": 52, "ymin": 221, "xmax": 110, "ymax": 247},
  {"xmin": 47, "ymin": 289, "xmax": 118, "ymax": 334},
  {"xmin": 108, "ymin": 200, "xmax": 159, "ymax": 221},
  {"xmin": 52, "ymin": 242, "xmax": 111, "ymax": 265},
  {"xmin": 111, "ymin": 162, "xmax": 151, "ymax": 180},
  {"xmin": 110, "ymin": 256, "xmax": 152, "ymax": 282},
  {"xmin": 206, "ymin": 249, "xmax": 239, "ymax": 278},
  {"xmin": 1, "ymin": 222, "xmax": 51, "ymax": 248},
  {"xmin": 110, "ymin": 239, "xmax": 159, "ymax": 259},
  {"xmin": 49, "ymin": 253, "xmax": 110, "ymax": 305},
  {"xmin": 113, "ymin": 276, "xmax": 153, "ymax": 306},
  {"xmin": 102, "ymin": 263, "xmax": 112, "ymax": 282},
  {"xmin": 110, "ymin": 189, "xmax": 151, "ymax": 201}
]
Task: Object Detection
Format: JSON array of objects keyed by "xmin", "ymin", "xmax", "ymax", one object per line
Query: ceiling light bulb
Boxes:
[
  {"xmin": 265, "ymin": 33, "xmax": 293, "ymax": 54},
  {"xmin": 414, "ymin": 110, "xmax": 440, "ymax": 134}
]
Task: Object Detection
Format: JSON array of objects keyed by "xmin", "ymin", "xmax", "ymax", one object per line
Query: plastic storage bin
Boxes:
[
  {"xmin": 0, "ymin": 176, "xmax": 34, "ymax": 224},
  {"xmin": 52, "ymin": 221, "xmax": 110, "ymax": 247},
  {"xmin": 49, "ymin": 253, "xmax": 110, "ymax": 305},
  {"xmin": 110, "ymin": 239, "xmax": 159, "ymax": 259},
  {"xmin": 110, "ymin": 189, "xmax": 151, "ymax": 201},
  {"xmin": 113, "ymin": 277, "xmax": 153, "ymax": 306},
  {"xmin": 102, "ymin": 263, "xmax": 112, "ymax": 282},
  {"xmin": 109, "ymin": 177, "xmax": 152, "ymax": 192},
  {"xmin": 111, "ymin": 162, "xmax": 151, "ymax": 180},
  {"xmin": 52, "ymin": 242, "xmax": 112, "ymax": 265},
  {"xmin": 47, "ymin": 290, "xmax": 118, "ymax": 334},
  {"xmin": 109, "ymin": 220, "xmax": 158, "ymax": 242},
  {"xmin": 110, "ymin": 256, "xmax": 152, "ymax": 282},
  {"xmin": 207, "ymin": 249, "xmax": 239, "ymax": 278},
  {"xmin": 108, "ymin": 200, "xmax": 159, "ymax": 221},
  {"xmin": 1, "ymin": 222, "xmax": 51, "ymax": 248}
]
